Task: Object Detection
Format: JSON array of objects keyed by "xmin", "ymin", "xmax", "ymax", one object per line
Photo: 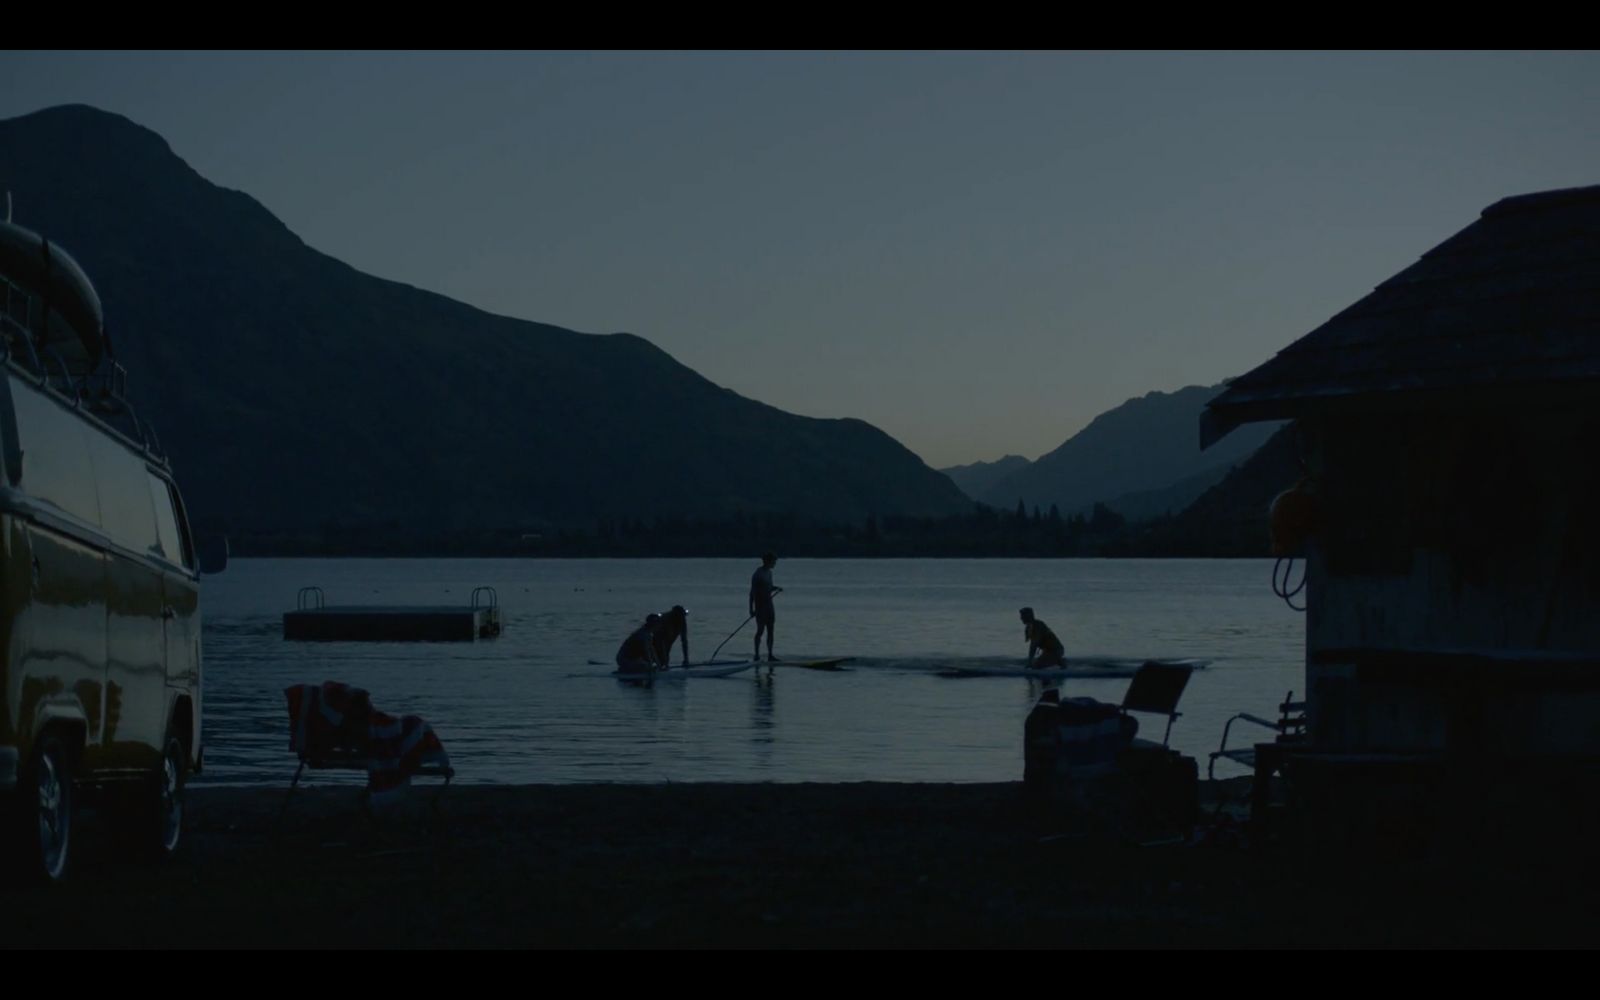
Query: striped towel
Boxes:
[{"xmin": 286, "ymin": 682, "xmax": 451, "ymax": 801}]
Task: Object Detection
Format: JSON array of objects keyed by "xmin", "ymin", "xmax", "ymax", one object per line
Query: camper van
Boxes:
[{"xmin": 0, "ymin": 216, "xmax": 223, "ymax": 883}]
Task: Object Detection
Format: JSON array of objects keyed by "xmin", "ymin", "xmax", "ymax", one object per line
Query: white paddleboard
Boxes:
[
  {"xmin": 612, "ymin": 659, "xmax": 757, "ymax": 680},
  {"xmin": 935, "ymin": 657, "xmax": 1210, "ymax": 679},
  {"xmin": 769, "ymin": 657, "xmax": 853, "ymax": 671}
]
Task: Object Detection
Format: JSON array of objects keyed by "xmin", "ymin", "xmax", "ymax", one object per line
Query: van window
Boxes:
[
  {"xmin": 87, "ymin": 427, "xmax": 158, "ymax": 555},
  {"xmin": 168, "ymin": 483, "xmax": 196, "ymax": 568},
  {"xmin": 8, "ymin": 375, "xmax": 102, "ymax": 527},
  {"xmin": 149, "ymin": 473, "xmax": 188, "ymax": 568}
]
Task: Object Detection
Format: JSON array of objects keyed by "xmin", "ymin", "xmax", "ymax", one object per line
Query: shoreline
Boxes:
[
  {"xmin": 216, "ymin": 554, "xmax": 1272, "ymax": 561},
  {"xmin": 3, "ymin": 780, "xmax": 1594, "ymax": 949}
]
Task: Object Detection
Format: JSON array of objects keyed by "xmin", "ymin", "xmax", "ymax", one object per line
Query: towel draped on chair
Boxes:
[{"xmin": 285, "ymin": 681, "xmax": 450, "ymax": 801}]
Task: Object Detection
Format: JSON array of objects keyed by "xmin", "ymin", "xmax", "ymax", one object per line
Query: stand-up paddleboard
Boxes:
[
  {"xmin": 769, "ymin": 657, "xmax": 853, "ymax": 671},
  {"xmin": 595, "ymin": 657, "xmax": 852, "ymax": 673},
  {"xmin": 935, "ymin": 657, "xmax": 1210, "ymax": 679},
  {"xmin": 611, "ymin": 659, "xmax": 757, "ymax": 680}
]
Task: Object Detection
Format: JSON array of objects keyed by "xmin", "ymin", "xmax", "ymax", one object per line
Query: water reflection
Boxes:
[{"xmin": 751, "ymin": 670, "xmax": 775, "ymax": 746}]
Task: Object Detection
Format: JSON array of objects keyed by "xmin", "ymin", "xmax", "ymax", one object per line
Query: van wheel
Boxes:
[
  {"xmin": 143, "ymin": 735, "xmax": 187, "ymax": 860},
  {"xmin": 11, "ymin": 733, "xmax": 75, "ymax": 884}
]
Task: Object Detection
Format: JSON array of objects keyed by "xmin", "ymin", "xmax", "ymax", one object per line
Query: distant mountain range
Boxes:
[
  {"xmin": 939, "ymin": 454, "xmax": 1030, "ymax": 499},
  {"xmin": 1135, "ymin": 423, "xmax": 1301, "ymax": 556},
  {"xmin": 0, "ymin": 105, "xmax": 972, "ymax": 539},
  {"xmin": 941, "ymin": 385, "xmax": 1282, "ymax": 521}
]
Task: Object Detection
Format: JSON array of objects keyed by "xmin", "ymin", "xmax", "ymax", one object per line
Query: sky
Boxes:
[{"xmin": 3, "ymin": 50, "xmax": 1598, "ymax": 467}]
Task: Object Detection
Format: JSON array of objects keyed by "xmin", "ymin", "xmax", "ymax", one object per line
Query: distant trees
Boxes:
[
  {"xmin": 235, "ymin": 493, "xmax": 1261, "ymax": 558},
  {"xmin": 1089, "ymin": 502, "xmax": 1126, "ymax": 534}
]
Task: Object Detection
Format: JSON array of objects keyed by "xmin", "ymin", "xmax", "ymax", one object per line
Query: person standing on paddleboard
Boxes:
[
  {"xmin": 751, "ymin": 553, "xmax": 782, "ymax": 662},
  {"xmin": 1020, "ymin": 607, "xmax": 1066, "ymax": 669}
]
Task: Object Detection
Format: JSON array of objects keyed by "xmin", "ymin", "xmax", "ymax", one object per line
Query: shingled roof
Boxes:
[{"xmin": 1202, "ymin": 183, "xmax": 1600, "ymax": 448}]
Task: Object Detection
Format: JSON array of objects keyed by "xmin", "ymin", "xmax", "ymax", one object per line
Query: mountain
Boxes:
[
  {"xmin": 0, "ymin": 105, "xmax": 971, "ymax": 539},
  {"xmin": 973, "ymin": 384, "xmax": 1282, "ymax": 517},
  {"xmin": 938, "ymin": 454, "xmax": 1031, "ymax": 500},
  {"xmin": 1100, "ymin": 461, "xmax": 1240, "ymax": 523},
  {"xmin": 1137, "ymin": 423, "xmax": 1302, "ymax": 556}
]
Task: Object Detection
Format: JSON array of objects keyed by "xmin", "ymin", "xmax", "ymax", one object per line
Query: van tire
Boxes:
[
  {"xmin": 140, "ymin": 734, "xmax": 187, "ymax": 862},
  {"xmin": 8, "ymin": 733, "xmax": 76, "ymax": 884}
]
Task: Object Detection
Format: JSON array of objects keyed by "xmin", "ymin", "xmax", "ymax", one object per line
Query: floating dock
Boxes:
[{"xmin": 283, "ymin": 586, "xmax": 502, "ymax": 642}]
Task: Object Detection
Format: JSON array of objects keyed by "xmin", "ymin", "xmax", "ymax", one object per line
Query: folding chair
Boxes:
[
  {"xmin": 279, "ymin": 752, "xmax": 456, "ymax": 825},
  {"xmin": 278, "ymin": 683, "xmax": 455, "ymax": 829},
  {"xmin": 1209, "ymin": 691, "xmax": 1308, "ymax": 780},
  {"xmin": 1119, "ymin": 660, "xmax": 1195, "ymax": 749},
  {"xmin": 1206, "ymin": 691, "xmax": 1308, "ymax": 843}
]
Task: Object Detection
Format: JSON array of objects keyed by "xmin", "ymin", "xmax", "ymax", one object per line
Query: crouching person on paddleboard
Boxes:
[
  {"xmin": 1020, "ymin": 607, "xmax": 1066, "ymax": 669},
  {"xmin": 617, "ymin": 613, "xmax": 665, "ymax": 675},
  {"xmin": 651, "ymin": 605, "xmax": 691, "ymax": 667}
]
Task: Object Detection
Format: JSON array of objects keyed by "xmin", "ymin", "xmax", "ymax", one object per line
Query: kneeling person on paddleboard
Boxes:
[
  {"xmin": 1020, "ymin": 607, "xmax": 1066, "ymax": 669},
  {"xmin": 651, "ymin": 605, "xmax": 690, "ymax": 667},
  {"xmin": 617, "ymin": 613, "xmax": 664, "ymax": 674}
]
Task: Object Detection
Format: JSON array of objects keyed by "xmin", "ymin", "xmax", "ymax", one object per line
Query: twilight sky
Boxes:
[{"xmin": 4, "ymin": 50, "xmax": 1597, "ymax": 467}]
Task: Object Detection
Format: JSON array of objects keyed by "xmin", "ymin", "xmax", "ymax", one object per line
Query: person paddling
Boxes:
[{"xmin": 750, "ymin": 553, "xmax": 782, "ymax": 662}]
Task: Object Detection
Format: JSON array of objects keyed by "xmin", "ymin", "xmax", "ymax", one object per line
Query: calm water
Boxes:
[{"xmin": 195, "ymin": 558, "xmax": 1304, "ymax": 786}]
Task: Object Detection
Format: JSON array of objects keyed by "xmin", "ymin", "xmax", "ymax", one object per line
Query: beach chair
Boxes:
[
  {"xmin": 1119, "ymin": 660, "xmax": 1194, "ymax": 749},
  {"xmin": 1206, "ymin": 691, "xmax": 1308, "ymax": 843},
  {"xmin": 279, "ymin": 750, "xmax": 456, "ymax": 823},
  {"xmin": 278, "ymin": 682, "xmax": 456, "ymax": 827},
  {"xmin": 1208, "ymin": 691, "xmax": 1308, "ymax": 780}
]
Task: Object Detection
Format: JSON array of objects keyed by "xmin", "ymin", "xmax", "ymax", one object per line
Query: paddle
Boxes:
[{"xmin": 709, "ymin": 588, "xmax": 781, "ymax": 662}]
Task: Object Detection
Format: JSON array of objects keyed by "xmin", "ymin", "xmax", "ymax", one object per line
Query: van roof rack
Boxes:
[
  {"xmin": 2, "ymin": 280, "xmax": 169, "ymax": 468},
  {"xmin": 0, "ymin": 209, "xmax": 169, "ymax": 467}
]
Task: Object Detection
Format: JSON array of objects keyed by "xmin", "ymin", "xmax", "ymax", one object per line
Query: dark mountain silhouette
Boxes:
[
  {"xmin": 0, "ymin": 105, "xmax": 970, "ymax": 539},
  {"xmin": 939, "ymin": 454, "xmax": 1030, "ymax": 499},
  {"xmin": 1136, "ymin": 423, "xmax": 1302, "ymax": 556},
  {"xmin": 972, "ymin": 384, "xmax": 1282, "ymax": 516},
  {"xmin": 1100, "ymin": 461, "xmax": 1241, "ymax": 523}
]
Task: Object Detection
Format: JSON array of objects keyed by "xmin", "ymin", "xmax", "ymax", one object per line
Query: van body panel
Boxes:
[{"xmin": 2, "ymin": 369, "xmax": 203, "ymax": 783}]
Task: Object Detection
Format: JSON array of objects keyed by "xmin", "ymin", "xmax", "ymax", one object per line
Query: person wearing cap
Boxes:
[
  {"xmin": 750, "ymin": 552, "xmax": 782, "ymax": 662},
  {"xmin": 650, "ymin": 604, "xmax": 691, "ymax": 667},
  {"xmin": 616, "ymin": 613, "xmax": 664, "ymax": 675},
  {"xmin": 1019, "ymin": 607, "xmax": 1066, "ymax": 669}
]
